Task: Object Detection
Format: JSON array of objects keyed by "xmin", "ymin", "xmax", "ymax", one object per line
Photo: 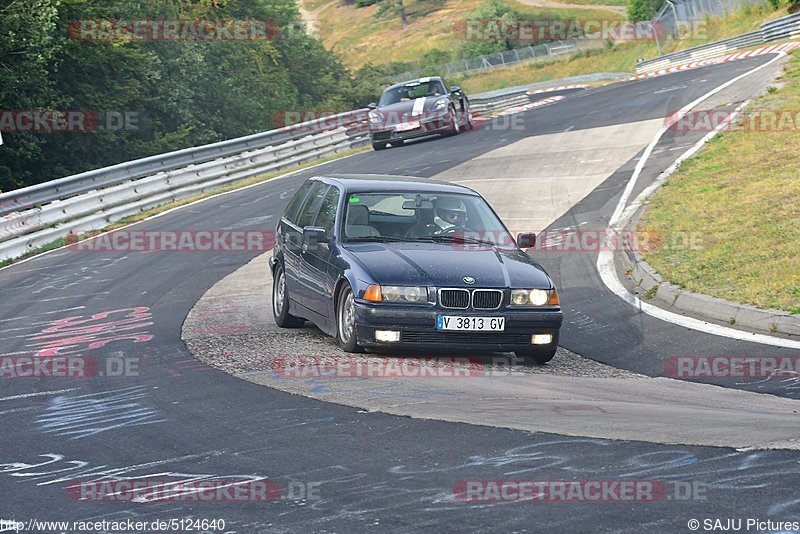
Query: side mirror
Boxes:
[
  {"xmin": 450, "ymin": 86, "xmax": 462, "ymax": 94},
  {"xmin": 367, "ymin": 102, "xmax": 378, "ymax": 110},
  {"xmin": 303, "ymin": 226, "xmax": 327, "ymax": 251},
  {"xmin": 516, "ymin": 232, "xmax": 536, "ymax": 249}
]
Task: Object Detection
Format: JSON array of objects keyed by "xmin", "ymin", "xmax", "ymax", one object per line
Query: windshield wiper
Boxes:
[
  {"xmin": 345, "ymin": 236, "xmax": 417, "ymax": 243},
  {"xmin": 414, "ymin": 234, "xmax": 500, "ymax": 247}
]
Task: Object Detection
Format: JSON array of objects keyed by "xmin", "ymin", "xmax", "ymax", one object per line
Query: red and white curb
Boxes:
[
  {"xmin": 495, "ymin": 95, "xmax": 566, "ymax": 117},
  {"xmin": 527, "ymin": 84, "xmax": 590, "ymax": 95},
  {"xmin": 629, "ymin": 41, "xmax": 800, "ymax": 81}
]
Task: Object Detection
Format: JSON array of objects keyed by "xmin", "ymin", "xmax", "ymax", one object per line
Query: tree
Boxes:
[
  {"xmin": 0, "ymin": 0, "xmax": 365, "ymax": 190},
  {"xmin": 628, "ymin": 0, "xmax": 663, "ymax": 23},
  {"xmin": 0, "ymin": 0, "xmax": 61, "ymax": 191}
]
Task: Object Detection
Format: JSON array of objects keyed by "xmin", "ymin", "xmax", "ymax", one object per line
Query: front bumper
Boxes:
[
  {"xmin": 369, "ymin": 114, "xmax": 452, "ymax": 143},
  {"xmin": 354, "ymin": 302, "xmax": 562, "ymax": 352}
]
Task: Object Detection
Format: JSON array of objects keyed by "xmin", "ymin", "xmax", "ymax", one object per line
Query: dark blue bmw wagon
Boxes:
[{"xmin": 269, "ymin": 174, "xmax": 563, "ymax": 363}]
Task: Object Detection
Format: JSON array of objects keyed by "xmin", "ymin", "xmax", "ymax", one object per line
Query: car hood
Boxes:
[
  {"xmin": 377, "ymin": 98, "xmax": 446, "ymax": 126},
  {"xmin": 342, "ymin": 243, "xmax": 553, "ymax": 288}
]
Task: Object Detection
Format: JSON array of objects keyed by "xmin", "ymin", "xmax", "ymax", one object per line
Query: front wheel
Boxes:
[
  {"xmin": 336, "ymin": 284, "xmax": 362, "ymax": 352},
  {"xmin": 447, "ymin": 108, "xmax": 461, "ymax": 136},
  {"xmin": 515, "ymin": 333, "xmax": 559, "ymax": 364},
  {"xmin": 515, "ymin": 346, "xmax": 557, "ymax": 364},
  {"xmin": 372, "ymin": 141, "xmax": 387, "ymax": 151},
  {"xmin": 272, "ymin": 265, "xmax": 304, "ymax": 328}
]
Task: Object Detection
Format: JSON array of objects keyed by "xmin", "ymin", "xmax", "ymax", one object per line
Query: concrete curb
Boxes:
[{"xmin": 619, "ymin": 233, "xmax": 800, "ymax": 338}]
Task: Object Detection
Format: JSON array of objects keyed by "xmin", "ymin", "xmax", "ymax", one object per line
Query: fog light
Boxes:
[
  {"xmin": 531, "ymin": 334, "xmax": 553, "ymax": 345},
  {"xmin": 376, "ymin": 330, "xmax": 401, "ymax": 343}
]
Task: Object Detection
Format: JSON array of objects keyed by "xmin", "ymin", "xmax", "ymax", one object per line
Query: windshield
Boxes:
[
  {"xmin": 343, "ymin": 191, "xmax": 515, "ymax": 247},
  {"xmin": 379, "ymin": 80, "xmax": 447, "ymax": 106}
]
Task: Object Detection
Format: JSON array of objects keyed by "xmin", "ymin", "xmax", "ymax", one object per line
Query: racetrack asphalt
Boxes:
[{"xmin": 2, "ymin": 54, "xmax": 799, "ymax": 532}]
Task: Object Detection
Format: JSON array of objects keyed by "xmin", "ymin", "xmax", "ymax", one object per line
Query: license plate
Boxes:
[
  {"xmin": 437, "ymin": 316, "xmax": 505, "ymax": 332},
  {"xmin": 395, "ymin": 121, "xmax": 420, "ymax": 132}
]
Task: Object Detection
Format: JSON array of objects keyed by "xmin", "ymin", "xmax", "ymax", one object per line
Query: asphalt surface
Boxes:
[{"xmin": 2, "ymin": 54, "xmax": 800, "ymax": 532}]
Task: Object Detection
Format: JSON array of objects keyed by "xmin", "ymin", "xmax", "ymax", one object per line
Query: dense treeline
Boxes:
[{"xmin": 0, "ymin": 0, "xmax": 384, "ymax": 192}]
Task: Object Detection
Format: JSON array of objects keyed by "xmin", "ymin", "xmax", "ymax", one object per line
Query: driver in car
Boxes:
[
  {"xmin": 427, "ymin": 82, "xmax": 442, "ymax": 96},
  {"xmin": 434, "ymin": 196, "xmax": 468, "ymax": 232}
]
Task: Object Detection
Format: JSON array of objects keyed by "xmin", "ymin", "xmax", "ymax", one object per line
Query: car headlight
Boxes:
[
  {"xmin": 364, "ymin": 284, "xmax": 428, "ymax": 303},
  {"xmin": 368, "ymin": 110, "xmax": 382, "ymax": 124},
  {"xmin": 433, "ymin": 98, "xmax": 448, "ymax": 111},
  {"xmin": 510, "ymin": 288, "xmax": 559, "ymax": 306}
]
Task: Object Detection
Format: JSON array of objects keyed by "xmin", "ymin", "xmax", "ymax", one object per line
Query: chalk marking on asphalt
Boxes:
[
  {"xmin": 0, "ymin": 407, "xmax": 42, "ymax": 416},
  {"xmin": 598, "ymin": 51, "xmax": 800, "ymax": 349},
  {"xmin": 0, "ymin": 307, "xmax": 85, "ymax": 323},
  {"xmin": 0, "ymin": 388, "xmax": 81, "ymax": 402}
]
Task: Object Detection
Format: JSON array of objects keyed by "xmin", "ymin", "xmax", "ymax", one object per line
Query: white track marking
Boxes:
[
  {"xmin": 0, "ymin": 388, "xmax": 81, "ymax": 402},
  {"xmin": 598, "ymin": 51, "xmax": 800, "ymax": 349}
]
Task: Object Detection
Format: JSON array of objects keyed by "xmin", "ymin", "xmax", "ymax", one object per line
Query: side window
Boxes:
[
  {"xmin": 313, "ymin": 187, "xmax": 341, "ymax": 234},
  {"xmin": 284, "ymin": 180, "xmax": 314, "ymax": 224},
  {"xmin": 296, "ymin": 183, "xmax": 329, "ymax": 228}
]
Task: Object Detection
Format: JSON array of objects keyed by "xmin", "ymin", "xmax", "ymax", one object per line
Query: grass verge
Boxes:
[
  {"xmin": 638, "ymin": 49, "xmax": 800, "ymax": 313},
  {"xmin": 0, "ymin": 145, "xmax": 369, "ymax": 270},
  {"xmin": 310, "ymin": 0, "xmax": 623, "ymax": 68}
]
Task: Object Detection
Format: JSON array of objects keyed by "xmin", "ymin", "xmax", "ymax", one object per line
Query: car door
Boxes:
[
  {"xmin": 281, "ymin": 180, "xmax": 324, "ymax": 304},
  {"xmin": 292, "ymin": 182, "xmax": 329, "ymax": 308},
  {"xmin": 300, "ymin": 186, "xmax": 341, "ymax": 319}
]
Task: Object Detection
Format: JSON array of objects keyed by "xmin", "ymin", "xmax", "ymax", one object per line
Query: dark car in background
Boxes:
[
  {"xmin": 367, "ymin": 77, "xmax": 473, "ymax": 150},
  {"xmin": 270, "ymin": 174, "xmax": 562, "ymax": 363}
]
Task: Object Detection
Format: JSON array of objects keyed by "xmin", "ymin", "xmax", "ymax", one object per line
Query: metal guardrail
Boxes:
[
  {"xmin": 761, "ymin": 11, "xmax": 800, "ymax": 41},
  {"xmin": 0, "ymin": 75, "xmax": 635, "ymax": 263},
  {"xmin": 0, "ymin": 110, "xmax": 367, "ymax": 216},
  {"xmin": 637, "ymin": 12, "xmax": 800, "ymax": 73},
  {"xmin": 0, "ymin": 113, "xmax": 369, "ymax": 261}
]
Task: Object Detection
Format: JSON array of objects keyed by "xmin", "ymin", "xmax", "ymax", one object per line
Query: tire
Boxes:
[
  {"xmin": 447, "ymin": 107, "xmax": 461, "ymax": 136},
  {"xmin": 372, "ymin": 141, "xmax": 387, "ymax": 151},
  {"xmin": 515, "ymin": 347, "xmax": 557, "ymax": 364},
  {"xmin": 515, "ymin": 333, "xmax": 559, "ymax": 364},
  {"xmin": 391, "ymin": 139, "xmax": 404, "ymax": 147},
  {"xmin": 336, "ymin": 284, "xmax": 362, "ymax": 352},
  {"xmin": 272, "ymin": 265, "xmax": 304, "ymax": 328}
]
